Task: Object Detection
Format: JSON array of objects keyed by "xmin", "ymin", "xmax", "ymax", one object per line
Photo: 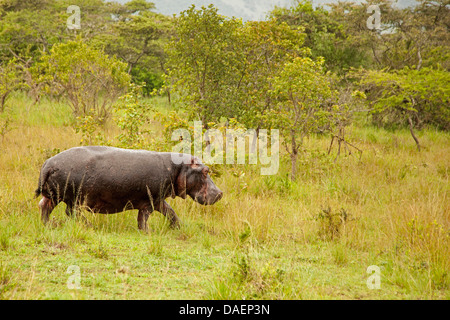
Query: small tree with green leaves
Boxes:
[
  {"xmin": 234, "ymin": 19, "xmax": 306, "ymax": 130},
  {"xmin": 357, "ymin": 66, "xmax": 450, "ymax": 151},
  {"xmin": 166, "ymin": 4, "xmax": 243, "ymax": 125},
  {"xmin": 268, "ymin": 56, "xmax": 336, "ymax": 180},
  {"xmin": 113, "ymin": 82, "xmax": 154, "ymax": 149},
  {"xmin": 35, "ymin": 39, "xmax": 130, "ymax": 123},
  {"xmin": 0, "ymin": 60, "xmax": 23, "ymax": 112}
]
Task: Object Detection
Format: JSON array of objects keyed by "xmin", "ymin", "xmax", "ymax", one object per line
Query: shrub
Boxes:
[{"xmin": 35, "ymin": 39, "xmax": 130, "ymax": 123}]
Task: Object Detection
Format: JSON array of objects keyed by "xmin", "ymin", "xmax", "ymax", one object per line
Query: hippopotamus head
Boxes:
[{"xmin": 175, "ymin": 156, "xmax": 223, "ymax": 205}]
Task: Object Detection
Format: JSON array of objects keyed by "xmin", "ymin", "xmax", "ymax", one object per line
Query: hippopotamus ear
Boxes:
[
  {"xmin": 175, "ymin": 156, "xmax": 205, "ymax": 199},
  {"xmin": 190, "ymin": 157, "xmax": 202, "ymax": 169}
]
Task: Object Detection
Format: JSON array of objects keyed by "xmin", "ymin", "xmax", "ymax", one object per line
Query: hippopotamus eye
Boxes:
[{"xmin": 201, "ymin": 167, "xmax": 209, "ymax": 177}]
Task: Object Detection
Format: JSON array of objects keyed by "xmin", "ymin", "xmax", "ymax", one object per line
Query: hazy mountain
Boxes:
[{"xmin": 113, "ymin": 0, "xmax": 418, "ymax": 21}]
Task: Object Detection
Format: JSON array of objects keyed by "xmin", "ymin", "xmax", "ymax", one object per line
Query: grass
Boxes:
[{"xmin": 0, "ymin": 91, "xmax": 449, "ymax": 299}]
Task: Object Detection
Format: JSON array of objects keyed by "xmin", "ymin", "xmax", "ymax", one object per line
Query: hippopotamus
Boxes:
[{"xmin": 35, "ymin": 146, "xmax": 223, "ymax": 231}]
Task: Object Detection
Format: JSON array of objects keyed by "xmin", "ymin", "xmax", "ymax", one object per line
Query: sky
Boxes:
[{"xmin": 128, "ymin": 0, "xmax": 418, "ymax": 21}]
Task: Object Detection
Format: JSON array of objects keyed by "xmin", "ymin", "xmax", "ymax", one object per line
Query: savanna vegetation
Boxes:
[{"xmin": 0, "ymin": 0, "xmax": 449, "ymax": 299}]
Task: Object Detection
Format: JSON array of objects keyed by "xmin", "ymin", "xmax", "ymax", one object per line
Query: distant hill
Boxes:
[{"xmin": 113, "ymin": 0, "xmax": 418, "ymax": 21}]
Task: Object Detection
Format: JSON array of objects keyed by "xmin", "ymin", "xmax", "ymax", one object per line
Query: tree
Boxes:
[
  {"xmin": 0, "ymin": 59, "xmax": 23, "ymax": 112},
  {"xmin": 398, "ymin": 0, "xmax": 450, "ymax": 71},
  {"xmin": 270, "ymin": 0, "xmax": 371, "ymax": 74},
  {"xmin": 167, "ymin": 5, "xmax": 306, "ymax": 129},
  {"xmin": 114, "ymin": 82, "xmax": 153, "ymax": 148},
  {"xmin": 0, "ymin": 0, "xmax": 117, "ymax": 63},
  {"xmin": 92, "ymin": 0, "xmax": 172, "ymax": 93},
  {"xmin": 0, "ymin": 0, "xmax": 63, "ymax": 63},
  {"xmin": 233, "ymin": 19, "xmax": 305, "ymax": 129},
  {"xmin": 0, "ymin": 0, "xmax": 170, "ymax": 99},
  {"xmin": 268, "ymin": 56, "xmax": 336, "ymax": 180},
  {"xmin": 35, "ymin": 39, "xmax": 130, "ymax": 122},
  {"xmin": 327, "ymin": 0, "xmax": 449, "ymax": 71},
  {"xmin": 166, "ymin": 4, "xmax": 243, "ymax": 125},
  {"xmin": 357, "ymin": 66, "xmax": 450, "ymax": 151}
]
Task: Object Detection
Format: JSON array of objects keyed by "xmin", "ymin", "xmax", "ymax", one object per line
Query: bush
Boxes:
[
  {"xmin": 35, "ymin": 39, "xmax": 130, "ymax": 123},
  {"xmin": 0, "ymin": 60, "xmax": 23, "ymax": 112},
  {"xmin": 113, "ymin": 83, "xmax": 154, "ymax": 148},
  {"xmin": 130, "ymin": 66, "xmax": 164, "ymax": 96}
]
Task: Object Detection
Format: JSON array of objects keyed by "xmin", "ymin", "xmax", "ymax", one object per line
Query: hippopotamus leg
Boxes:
[
  {"xmin": 137, "ymin": 207, "xmax": 152, "ymax": 232},
  {"xmin": 158, "ymin": 201, "xmax": 180, "ymax": 229},
  {"xmin": 39, "ymin": 196, "xmax": 56, "ymax": 224},
  {"xmin": 137, "ymin": 201, "xmax": 180, "ymax": 232}
]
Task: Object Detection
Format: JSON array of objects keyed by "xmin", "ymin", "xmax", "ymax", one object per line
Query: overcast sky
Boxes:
[{"xmin": 135, "ymin": 0, "xmax": 418, "ymax": 21}]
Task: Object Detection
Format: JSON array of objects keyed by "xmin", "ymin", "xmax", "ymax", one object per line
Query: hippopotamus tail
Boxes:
[
  {"xmin": 35, "ymin": 160, "xmax": 50, "ymax": 198},
  {"xmin": 34, "ymin": 187, "xmax": 41, "ymax": 198}
]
